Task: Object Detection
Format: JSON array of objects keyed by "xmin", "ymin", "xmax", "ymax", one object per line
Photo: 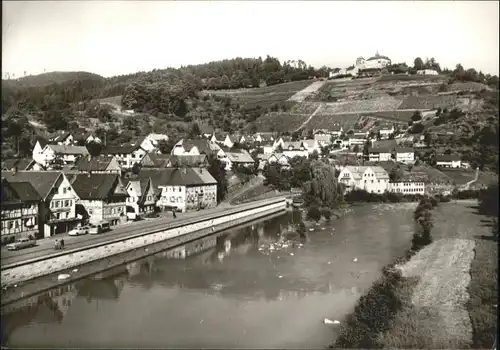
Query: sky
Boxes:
[{"xmin": 2, "ymin": 1, "xmax": 499, "ymax": 78}]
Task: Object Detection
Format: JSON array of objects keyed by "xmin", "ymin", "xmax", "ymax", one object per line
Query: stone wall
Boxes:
[{"xmin": 1, "ymin": 199, "xmax": 285, "ymax": 287}]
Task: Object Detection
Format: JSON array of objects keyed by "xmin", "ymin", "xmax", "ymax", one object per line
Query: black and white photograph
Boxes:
[{"xmin": 1, "ymin": 1, "xmax": 498, "ymax": 348}]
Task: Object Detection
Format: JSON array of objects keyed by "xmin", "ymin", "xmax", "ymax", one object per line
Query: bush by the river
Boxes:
[
  {"xmin": 321, "ymin": 207, "xmax": 332, "ymax": 220},
  {"xmin": 306, "ymin": 205, "xmax": 322, "ymax": 222},
  {"xmin": 344, "ymin": 189, "xmax": 423, "ymax": 203}
]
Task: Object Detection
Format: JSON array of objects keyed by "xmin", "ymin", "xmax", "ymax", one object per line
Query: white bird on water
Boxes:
[
  {"xmin": 353, "ymin": 258, "xmax": 358, "ymax": 262},
  {"xmin": 323, "ymin": 318, "xmax": 340, "ymax": 325}
]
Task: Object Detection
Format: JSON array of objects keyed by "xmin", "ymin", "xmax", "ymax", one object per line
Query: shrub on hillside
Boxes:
[{"xmin": 306, "ymin": 205, "xmax": 322, "ymax": 222}]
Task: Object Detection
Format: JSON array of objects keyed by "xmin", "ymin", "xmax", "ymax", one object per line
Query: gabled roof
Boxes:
[
  {"xmin": 1, "ymin": 178, "xmax": 42, "ymax": 204},
  {"xmin": 126, "ymin": 178, "xmax": 154, "ymax": 204},
  {"xmin": 76, "ymin": 155, "xmax": 116, "ymax": 172},
  {"xmin": 283, "ymin": 141, "xmax": 305, "ymax": 150},
  {"xmin": 343, "ymin": 166, "xmax": 389, "ymax": 180},
  {"xmin": 369, "ymin": 147, "xmax": 391, "ymax": 153},
  {"xmin": 1, "ymin": 171, "xmax": 63, "ymax": 200},
  {"xmin": 314, "ymin": 135, "xmax": 331, "ymax": 142},
  {"xmin": 436, "ymin": 154, "xmax": 461, "ymax": 162},
  {"xmin": 1, "ymin": 158, "xmax": 37, "ymax": 171},
  {"xmin": 46, "ymin": 145, "xmax": 89, "ymax": 156},
  {"xmin": 103, "ymin": 144, "xmax": 143, "ymax": 155},
  {"xmin": 49, "ymin": 131, "xmax": 71, "ymax": 142},
  {"xmin": 395, "ymin": 147, "xmax": 414, "ymax": 153},
  {"xmin": 228, "ymin": 134, "xmax": 241, "ymax": 143},
  {"xmin": 226, "ymin": 150, "xmax": 255, "ymax": 163},
  {"xmin": 179, "ymin": 139, "xmax": 218, "ymax": 154},
  {"xmin": 137, "ymin": 168, "xmax": 217, "ymax": 187},
  {"xmin": 71, "ymin": 173, "xmax": 127, "ymax": 200},
  {"xmin": 241, "ymin": 135, "xmax": 255, "ymax": 143}
]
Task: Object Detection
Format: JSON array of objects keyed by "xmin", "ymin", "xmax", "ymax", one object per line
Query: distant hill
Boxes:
[{"xmin": 2, "ymin": 71, "xmax": 105, "ymax": 89}]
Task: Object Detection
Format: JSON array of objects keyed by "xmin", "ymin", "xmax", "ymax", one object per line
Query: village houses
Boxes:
[
  {"xmin": 2, "ymin": 171, "xmax": 81, "ymax": 237},
  {"xmin": 254, "ymin": 132, "xmax": 275, "ymax": 143},
  {"xmin": 102, "ymin": 144, "xmax": 149, "ymax": 169},
  {"xmin": 378, "ymin": 124, "xmax": 395, "ymax": 139},
  {"xmin": 49, "ymin": 131, "xmax": 74, "ymax": 146},
  {"xmin": 282, "ymin": 141, "xmax": 309, "ymax": 159},
  {"xmin": 337, "ymin": 166, "xmax": 390, "ymax": 193},
  {"xmin": 70, "ymin": 173, "xmax": 128, "ymax": 226},
  {"xmin": 125, "ymin": 177, "xmax": 156, "ymax": 218},
  {"xmin": 75, "ymin": 155, "xmax": 122, "ymax": 174},
  {"xmin": 138, "ymin": 168, "xmax": 218, "ymax": 212},
  {"xmin": 171, "ymin": 139, "xmax": 220, "ymax": 156},
  {"xmin": 348, "ymin": 132, "xmax": 368, "ymax": 146},
  {"xmin": 1, "ymin": 177, "xmax": 42, "ymax": 243},
  {"xmin": 369, "ymin": 147, "xmax": 392, "ymax": 162},
  {"xmin": 435, "ymin": 154, "xmax": 462, "ymax": 168},
  {"xmin": 257, "ymin": 153, "xmax": 290, "ymax": 169},
  {"xmin": 395, "ymin": 147, "xmax": 415, "ymax": 164},
  {"xmin": 221, "ymin": 149, "xmax": 255, "ymax": 171},
  {"xmin": 142, "ymin": 153, "xmax": 209, "ymax": 169},
  {"xmin": 34, "ymin": 144, "xmax": 89, "ymax": 168}
]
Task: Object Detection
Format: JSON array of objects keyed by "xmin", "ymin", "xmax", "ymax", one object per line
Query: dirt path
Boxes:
[
  {"xmin": 294, "ymin": 104, "xmax": 323, "ymax": 132},
  {"xmin": 396, "ymin": 238, "xmax": 475, "ymax": 348},
  {"xmin": 287, "ymin": 81, "xmax": 327, "ymax": 103}
]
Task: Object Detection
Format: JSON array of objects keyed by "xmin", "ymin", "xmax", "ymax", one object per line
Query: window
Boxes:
[
  {"xmin": 55, "ymin": 201, "xmax": 60, "ymax": 208},
  {"xmin": 56, "ymin": 213, "xmax": 61, "ymax": 219},
  {"xmin": 64, "ymin": 200, "xmax": 69, "ymax": 207},
  {"xmin": 89, "ymin": 209, "xmax": 93, "ymax": 214},
  {"xmin": 63, "ymin": 187, "xmax": 67, "ymax": 194},
  {"xmin": 8, "ymin": 221, "xmax": 13, "ymax": 229},
  {"xmin": 51, "ymin": 201, "xmax": 55, "ymax": 208}
]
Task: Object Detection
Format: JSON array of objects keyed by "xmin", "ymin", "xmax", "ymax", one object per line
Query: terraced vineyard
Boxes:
[
  {"xmin": 399, "ymin": 94, "xmax": 459, "ymax": 109},
  {"xmin": 322, "ymin": 96, "xmax": 403, "ymax": 113},
  {"xmin": 253, "ymin": 112, "xmax": 310, "ymax": 132},
  {"xmin": 204, "ymin": 80, "xmax": 314, "ymax": 109}
]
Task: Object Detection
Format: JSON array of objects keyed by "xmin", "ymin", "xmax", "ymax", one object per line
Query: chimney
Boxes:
[
  {"xmin": 87, "ymin": 171, "xmax": 91, "ymax": 178},
  {"xmin": 12, "ymin": 166, "xmax": 18, "ymax": 174}
]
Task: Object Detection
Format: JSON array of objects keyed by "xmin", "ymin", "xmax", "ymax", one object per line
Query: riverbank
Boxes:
[{"xmin": 330, "ymin": 199, "xmax": 497, "ymax": 349}]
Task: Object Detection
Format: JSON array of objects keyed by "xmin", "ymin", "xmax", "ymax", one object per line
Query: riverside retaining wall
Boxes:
[{"xmin": 1, "ymin": 199, "xmax": 285, "ymax": 287}]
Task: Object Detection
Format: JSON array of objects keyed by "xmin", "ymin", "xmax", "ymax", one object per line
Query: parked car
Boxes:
[
  {"xmin": 89, "ymin": 221, "xmax": 111, "ymax": 235},
  {"xmin": 6, "ymin": 237, "xmax": 37, "ymax": 251},
  {"xmin": 68, "ymin": 226, "xmax": 90, "ymax": 236}
]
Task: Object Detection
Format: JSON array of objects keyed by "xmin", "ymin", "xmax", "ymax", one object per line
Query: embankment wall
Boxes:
[{"xmin": 1, "ymin": 199, "xmax": 285, "ymax": 287}]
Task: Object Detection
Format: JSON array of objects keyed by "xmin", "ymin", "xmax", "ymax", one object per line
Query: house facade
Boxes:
[
  {"xmin": 368, "ymin": 148, "xmax": 392, "ymax": 162},
  {"xmin": 1, "ymin": 178, "xmax": 42, "ymax": 242},
  {"xmin": 126, "ymin": 178, "xmax": 156, "ymax": 217},
  {"xmin": 223, "ymin": 149, "xmax": 255, "ymax": 171},
  {"xmin": 388, "ymin": 180, "xmax": 426, "ymax": 195},
  {"xmin": 71, "ymin": 173, "xmax": 128, "ymax": 226},
  {"xmin": 155, "ymin": 168, "xmax": 218, "ymax": 212},
  {"xmin": 37, "ymin": 145, "xmax": 89, "ymax": 168},
  {"xmin": 302, "ymin": 139, "xmax": 321, "ymax": 155},
  {"xmin": 436, "ymin": 155, "xmax": 462, "ymax": 168},
  {"xmin": 379, "ymin": 125, "xmax": 395, "ymax": 139},
  {"xmin": 337, "ymin": 166, "xmax": 390, "ymax": 193},
  {"xmin": 395, "ymin": 147, "xmax": 415, "ymax": 164},
  {"xmin": 2, "ymin": 171, "xmax": 81, "ymax": 237},
  {"xmin": 103, "ymin": 145, "xmax": 148, "ymax": 169}
]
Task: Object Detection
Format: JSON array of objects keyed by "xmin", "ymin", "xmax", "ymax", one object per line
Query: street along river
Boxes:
[{"xmin": 1, "ymin": 202, "xmax": 417, "ymax": 348}]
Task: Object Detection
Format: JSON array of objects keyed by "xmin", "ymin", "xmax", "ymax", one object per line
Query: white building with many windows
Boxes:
[{"xmin": 337, "ymin": 166, "xmax": 390, "ymax": 193}]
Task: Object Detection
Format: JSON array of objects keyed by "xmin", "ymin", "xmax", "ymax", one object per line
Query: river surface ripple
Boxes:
[{"xmin": 1, "ymin": 202, "xmax": 417, "ymax": 348}]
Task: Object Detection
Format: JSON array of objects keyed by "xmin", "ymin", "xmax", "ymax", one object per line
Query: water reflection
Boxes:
[{"xmin": 2, "ymin": 204, "xmax": 418, "ymax": 349}]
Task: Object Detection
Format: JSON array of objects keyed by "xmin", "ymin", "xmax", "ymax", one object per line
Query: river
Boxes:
[{"xmin": 1, "ymin": 202, "xmax": 417, "ymax": 348}]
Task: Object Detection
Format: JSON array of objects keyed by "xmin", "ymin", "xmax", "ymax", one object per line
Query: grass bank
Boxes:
[
  {"xmin": 467, "ymin": 237, "xmax": 498, "ymax": 348},
  {"xmin": 330, "ymin": 199, "xmax": 498, "ymax": 349}
]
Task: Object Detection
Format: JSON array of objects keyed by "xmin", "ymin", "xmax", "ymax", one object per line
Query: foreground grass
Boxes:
[{"xmin": 467, "ymin": 238, "xmax": 498, "ymax": 348}]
